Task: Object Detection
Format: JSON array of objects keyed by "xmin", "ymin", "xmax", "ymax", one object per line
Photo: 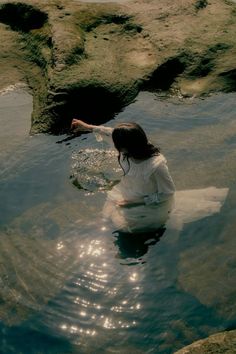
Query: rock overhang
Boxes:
[{"xmin": 0, "ymin": 0, "xmax": 236, "ymax": 133}]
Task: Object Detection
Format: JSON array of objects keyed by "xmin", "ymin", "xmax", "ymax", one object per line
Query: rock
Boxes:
[
  {"xmin": 0, "ymin": 198, "xmax": 93, "ymax": 325},
  {"xmin": 1, "ymin": 0, "xmax": 236, "ymax": 133},
  {"xmin": 174, "ymin": 329, "xmax": 236, "ymax": 353},
  {"xmin": 177, "ymin": 214, "xmax": 236, "ymax": 322}
]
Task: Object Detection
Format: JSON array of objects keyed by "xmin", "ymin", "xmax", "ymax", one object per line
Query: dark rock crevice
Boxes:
[
  {"xmin": 142, "ymin": 52, "xmax": 192, "ymax": 91},
  {"xmin": 0, "ymin": 2, "xmax": 48, "ymax": 32},
  {"xmin": 195, "ymin": 0, "xmax": 208, "ymax": 11},
  {"xmin": 36, "ymin": 84, "xmax": 139, "ymax": 134},
  {"xmin": 0, "ymin": 2, "xmax": 51, "ymax": 72},
  {"xmin": 188, "ymin": 43, "xmax": 232, "ymax": 78},
  {"xmin": 75, "ymin": 10, "xmax": 142, "ymax": 35},
  {"xmin": 219, "ymin": 69, "xmax": 236, "ymax": 92},
  {"xmin": 77, "ymin": 12, "xmax": 131, "ymax": 32}
]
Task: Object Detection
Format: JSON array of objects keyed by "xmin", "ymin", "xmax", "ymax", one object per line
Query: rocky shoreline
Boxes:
[
  {"xmin": 0, "ymin": 0, "xmax": 236, "ymax": 133},
  {"xmin": 175, "ymin": 329, "xmax": 236, "ymax": 353}
]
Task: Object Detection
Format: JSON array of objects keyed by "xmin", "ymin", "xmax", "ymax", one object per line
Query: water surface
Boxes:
[{"xmin": 1, "ymin": 88, "xmax": 236, "ymax": 353}]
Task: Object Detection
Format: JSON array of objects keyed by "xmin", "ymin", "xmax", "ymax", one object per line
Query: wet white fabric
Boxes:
[
  {"xmin": 104, "ymin": 154, "xmax": 175, "ymax": 233},
  {"xmin": 168, "ymin": 187, "xmax": 229, "ymax": 231},
  {"xmin": 93, "ymin": 125, "xmax": 175, "ymax": 204},
  {"xmin": 109, "ymin": 154, "xmax": 175, "ymax": 203},
  {"xmin": 93, "ymin": 125, "xmax": 175, "ymax": 232},
  {"xmin": 93, "ymin": 125, "xmax": 228, "ymax": 233}
]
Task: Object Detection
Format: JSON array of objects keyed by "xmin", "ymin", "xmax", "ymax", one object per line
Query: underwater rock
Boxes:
[
  {"xmin": 177, "ymin": 216, "xmax": 236, "ymax": 321},
  {"xmin": 0, "ymin": 200, "xmax": 88, "ymax": 325},
  {"xmin": 1, "ymin": 0, "xmax": 236, "ymax": 133},
  {"xmin": 174, "ymin": 329, "xmax": 236, "ymax": 354}
]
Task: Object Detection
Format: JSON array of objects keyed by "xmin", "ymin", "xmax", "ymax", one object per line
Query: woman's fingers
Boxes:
[
  {"xmin": 71, "ymin": 119, "xmax": 80, "ymax": 127},
  {"xmin": 117, "ymin": 199, "xmax": 144, "ymax": 208},
  {"xmin": 70, "ymin": 119, "xmax": 92, "ymax": 132},
  {"xmin": 71, "ymin": 119, "xmax": 86, "ymax": 131},
  {"xmin": 117, "ymin": 200, "xmax": 129, "ymax": 206},
  {"xmin": 71, "ymin": 119, "xmax": 78, "ymax": 129}
]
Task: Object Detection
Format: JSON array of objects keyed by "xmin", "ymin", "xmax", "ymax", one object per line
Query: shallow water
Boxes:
[{"xmin": 1, "ymin": 88, "xmax": 236, "ymax": 353}]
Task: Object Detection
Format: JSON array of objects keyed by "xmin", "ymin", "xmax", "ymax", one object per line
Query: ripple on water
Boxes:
[
  {"xmin": 37, "ymin": 228, "xmax": 144, "ymax": 345},
  {"xmin": 1, "ymin": 89, "xmax": 236, "ymax": 353}
]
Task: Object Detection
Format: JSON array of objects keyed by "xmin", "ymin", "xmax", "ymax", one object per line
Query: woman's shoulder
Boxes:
[
  {"xmin": 149, "ymin": 153, "xmax": 167, "ymax": 165},
  {"xmin": 146, "ymin": 154, "xmax": 167, "ymax": 174}
]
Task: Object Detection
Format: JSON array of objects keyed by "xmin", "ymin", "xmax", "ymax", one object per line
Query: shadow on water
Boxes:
[{"xmin": 113, "ymin": 227, "xmax": 166, "ymax": 263}]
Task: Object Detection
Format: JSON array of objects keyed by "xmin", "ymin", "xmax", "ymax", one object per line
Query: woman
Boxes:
[{"xmin": 71, "ymin": 119, "xmax": 175, "ymax": 233}]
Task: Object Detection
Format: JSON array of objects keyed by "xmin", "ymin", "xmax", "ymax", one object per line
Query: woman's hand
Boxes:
[
  {"xmin": 117, "ymin": 199, "xmax": 144, "ymax": 208},
  {"xmin": 71, "ymin": 119, "xmax": 93, "ymax": 132}
]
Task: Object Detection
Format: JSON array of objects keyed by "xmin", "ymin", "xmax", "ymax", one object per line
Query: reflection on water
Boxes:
[
  {"xmin": 1, "ymin": 88, "xmax": 236, "ymax": 353},
  {"xmin": 114, "ymin": 227, "xmax": 166, "ymax": 263}
]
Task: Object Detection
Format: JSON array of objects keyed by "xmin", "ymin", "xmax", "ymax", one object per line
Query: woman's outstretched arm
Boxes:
[
  {"xmin": 71, "ymin": 119, "xmax": 113, "ymax": 137},
  {"xmin": 71, "ymin": 119, "xmax": 95, "ymax": 132}
]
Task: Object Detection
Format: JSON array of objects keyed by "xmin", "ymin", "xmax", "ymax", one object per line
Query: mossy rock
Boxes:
[
  {"xmin": 175, "ymin": 330, "xmax": 236, "ymax": 353},
  {"xmin": 1, "ymin": 0, "xmax": 236, "ymax": 133}
]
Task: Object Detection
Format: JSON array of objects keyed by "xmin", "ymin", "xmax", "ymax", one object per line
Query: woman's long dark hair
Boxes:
[{"xmin": 112, "ymin": 122, "xmax": 160, "ymax": 174}]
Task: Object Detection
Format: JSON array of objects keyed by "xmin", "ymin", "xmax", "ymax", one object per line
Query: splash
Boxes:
[{"xmin": 70, "ymin": 148, "xmax": 120, "ymax": 192}]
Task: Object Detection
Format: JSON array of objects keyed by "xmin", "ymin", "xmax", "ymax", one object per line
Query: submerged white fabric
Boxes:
[
  {"xmin": 168, "ymin": 187, "xmax": 229, "ymax": 230},
  {"xmin": 93, "ymin": 125, "xmax": 228, "ymax": 233}
]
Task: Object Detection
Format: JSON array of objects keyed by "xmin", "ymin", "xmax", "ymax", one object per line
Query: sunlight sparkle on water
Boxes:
[
  {"xmin": 87, "ymin": 240, "xmax": 105, "ymax": 257},
  {"xmin": 86, "ymin": 270, "xmax": 108, "ymax": 282},
  {"xmin": 108, "ymin": 287, "xmax": 117, "ymax": 295},
  {"xmin": 60, "ymin": 324, "xmax": 96, "ymax": 336},
  {"xmin": 57, "ymin": 242, "xmax": 64, "ymax": 250},
  {"xmin": 74, "ymin": 296, "xmax": 102, "ymax": 310},
  {"xmin": 111, "ymin": 305, "xmax": 123, "ymax": 312},
  {"xmin": 129, "ymin": 272, "xmax": 138, "ymax": 282},
  {"xmin": 75, "ymin": 298, "xmax": 89, "ymax": 307},
  {"xmin": 103, "ymin": 317, "xmax": 116, "ymax": 329},
  {"xmin": 79, "ymin": 240, "xmax": 106, "ymax": 258}
]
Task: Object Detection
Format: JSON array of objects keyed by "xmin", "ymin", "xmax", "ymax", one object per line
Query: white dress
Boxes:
[
  {"xmin": 94, "ymin": 126, "xmax": 175, "ymax": 233},
  {"xmin": 93, "ymin": 125, "xmax": 229, "ymax": 233}
]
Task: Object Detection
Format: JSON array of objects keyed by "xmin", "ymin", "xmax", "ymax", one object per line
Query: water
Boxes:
[{"xmin": 1, "ymin": 87, "xmax": 236, "ymax": 353}]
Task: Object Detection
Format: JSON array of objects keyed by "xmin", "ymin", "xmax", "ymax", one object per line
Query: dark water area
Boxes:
[{"xmin": 1, "ymin": 88, "xmax": 236, "ymax": 353}]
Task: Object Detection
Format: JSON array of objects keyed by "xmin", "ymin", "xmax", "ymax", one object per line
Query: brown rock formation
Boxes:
[
  {"xmin": 175, "ymin": 329, "xmax": 236, "ymax": 353},
  {"xmin": 0, "ymin": 0, "xmax": 236, "ymax": 133}
]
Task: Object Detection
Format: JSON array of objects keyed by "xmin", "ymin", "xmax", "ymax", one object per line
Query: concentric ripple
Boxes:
[{"xmin": 1, "ymin": 89, "xmax": 236, "ymax": 353}]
